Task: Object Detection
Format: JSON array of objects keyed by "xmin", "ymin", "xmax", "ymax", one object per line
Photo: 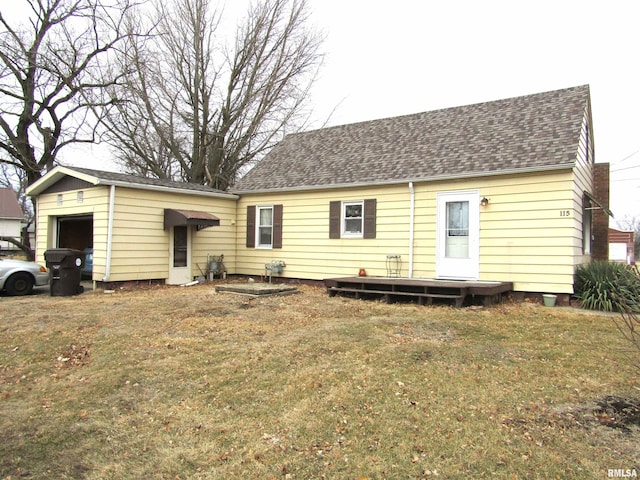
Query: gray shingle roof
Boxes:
[
  {"xmin": 69, "ymin": 167, "xmax": 228, "ymax": 194},
  {"xmin": 232, "ymin": 85, "xmax": 590, "ymax": 192}
]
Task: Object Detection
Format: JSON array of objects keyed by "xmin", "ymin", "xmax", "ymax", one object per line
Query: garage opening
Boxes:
[
  {"xmin": 57, "ymin": 215, "xmax": 93, "ymax": 250},
  {"xmin": 56, "ymin": 215, "xmax": 93, "ymax": 278}
]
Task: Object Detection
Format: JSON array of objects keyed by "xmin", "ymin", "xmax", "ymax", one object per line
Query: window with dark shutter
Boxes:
[
  {"xmin": 363, "ymin": 198, "xmax": 377, "ymax": 239},
  {"xmin": 329, "ymin": 201, "xmax": 341, "ymax": 238},
  {"xmin": 329, "ymin": 199, "xmax": 376, "ymax": 239},
  {"xmin": 247, "ymin": 204, "xmax": 283, "ymax": 249},
  {"xmin": 246, "ymin": 205, "xmax": 256, "ymax": 248},
  {"xmin": 273, "ymin": 204, "xmax": 283, "ymax": 249}
]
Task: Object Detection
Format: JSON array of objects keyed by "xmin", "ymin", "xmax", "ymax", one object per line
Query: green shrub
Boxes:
[{"xmin": 574, "ymin": 261, "xmax": 640, "ymax": 312}]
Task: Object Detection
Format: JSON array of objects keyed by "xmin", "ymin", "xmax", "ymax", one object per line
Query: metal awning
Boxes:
[
  {"xmin": 583, "ymin": 191, "xmax": 614, "ymax": 218},
  {"xmin": 164, "ymin": 209, "xmax": 220, "ymax": 231}
]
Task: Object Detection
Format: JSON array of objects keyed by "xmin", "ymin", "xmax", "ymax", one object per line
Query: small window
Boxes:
[
  {"xmin": 77, "ymin": 191, "xmax": 84, "ymax": 203},
  {"xmin": 57, "ymin": 194, "xmax": 63, "ymax": 206},
  {"xmin": 257, "ymin": 206, "xmax": 274, "ymax": 248},
  {"xmin": 342, "ymin": 201, "xmax": 364, "ymax": 238},
  {"xmin": 329, "ymin": 199, "xmax": 376, "ymax": 239},
  {"xmin": 246, "ymin": 205, "xmax": 283, "ymax": 249}
]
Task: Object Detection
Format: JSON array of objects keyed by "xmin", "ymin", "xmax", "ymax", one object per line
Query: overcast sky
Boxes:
[
  {"xmin": 304, "ymin": 0, "xmax": 640, "ymax": 221},
  {"xmin": 3, "ymin": 0, "xmax": 639, "ymax": 221}
]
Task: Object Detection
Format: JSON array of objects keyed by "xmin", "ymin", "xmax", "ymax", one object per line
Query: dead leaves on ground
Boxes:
[{"xmin": 55, "ymin": 344, "xmax": 90, "ymax": 369}]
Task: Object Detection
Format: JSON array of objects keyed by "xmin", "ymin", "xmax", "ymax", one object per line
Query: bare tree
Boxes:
[
  {"xmin": 104, "ymin": 0, "xmax": 323, "ymax": 190},
  {"xmin": 0, "ymin": 0, "xmax": 136, "ymax": 187}
]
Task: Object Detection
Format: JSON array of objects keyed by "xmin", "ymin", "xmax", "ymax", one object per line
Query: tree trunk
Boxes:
[{"xmin": 0, "ymin": 236, "xmax": 34, "ymax": 260}]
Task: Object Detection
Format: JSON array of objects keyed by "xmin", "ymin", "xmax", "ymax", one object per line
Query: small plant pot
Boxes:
[{"xmin": 542, "ymin": 294, "xmax": 557, "ymax": 307}]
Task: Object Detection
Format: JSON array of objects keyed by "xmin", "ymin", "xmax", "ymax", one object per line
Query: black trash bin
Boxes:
[{"xmin": 44, "ymin": 249, "xmax": 85, "ymax": 296}]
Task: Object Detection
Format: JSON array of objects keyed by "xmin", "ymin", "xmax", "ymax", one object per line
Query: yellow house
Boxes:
[
  {"xmin": 27, "ymin": 85, "xmax": 611, "ymax": 302},
  {"xmin": 231, "ymin": 85, "xmax": 611, "ymax": 300},
  {"xmin": 27, "ymin": 167, "xmax": 238, "ymax": 285}
]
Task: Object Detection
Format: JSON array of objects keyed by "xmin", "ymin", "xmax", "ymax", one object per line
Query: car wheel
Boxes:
[{"xmin": 5, "ymin": 272, "xmax": 34, "ymax": 296}]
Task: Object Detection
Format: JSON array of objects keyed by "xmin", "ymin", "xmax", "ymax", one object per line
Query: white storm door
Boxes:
[
  {"xmin": 436, "ymin": 191, "xmax": 480, "ymax": 280},
  {"xmin": 168, "ymin": 225, "xmax": 191, "ymax": 285}
]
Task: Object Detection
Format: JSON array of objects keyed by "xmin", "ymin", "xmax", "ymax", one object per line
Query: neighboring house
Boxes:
[
  {"xmin": 27, "ymin": 85, "xmax": 611, "ymax": 298},
  {"xmin": 27, "ymin": 168, "xmax": 238, "ymax": 285},
  {"xmin": 609, "ymin": 228, "xmax": 635, "ymax": 264},
  {"xmin": 0, "ymin": 187, "xmax": 24, "ymax": 252}
]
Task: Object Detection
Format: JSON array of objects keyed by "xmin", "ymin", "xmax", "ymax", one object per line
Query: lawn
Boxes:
[{"xmin": 1, "ymin": 283, "xmax": 639, "ymax": 479}]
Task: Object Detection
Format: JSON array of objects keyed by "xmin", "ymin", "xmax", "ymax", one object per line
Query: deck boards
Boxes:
[{"xmin": 324, "ymin": 277, "xmax": 513, "ymax": 307}]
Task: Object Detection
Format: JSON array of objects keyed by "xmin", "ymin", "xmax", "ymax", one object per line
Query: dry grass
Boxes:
[{"xmin": 1, "ymin": 283, "xmax": 639, "ymax": 479}]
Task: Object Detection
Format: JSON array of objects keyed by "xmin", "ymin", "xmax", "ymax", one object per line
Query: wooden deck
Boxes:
[{"xmin": 324, "ymin": 277, "xmax": 513, "ymax": 307}]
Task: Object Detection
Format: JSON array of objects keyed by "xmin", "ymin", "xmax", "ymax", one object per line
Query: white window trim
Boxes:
[
  {"xmin": 256, "ymin": 205, "xmax": 274, "ymax": 249},
  {"xmin": 341, "ymin": 200, "xmax": 364, "ymax": 238}
]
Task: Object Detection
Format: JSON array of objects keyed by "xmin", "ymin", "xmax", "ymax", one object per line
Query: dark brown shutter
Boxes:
[
  {"xmin": 273, "ymin": 204, "xmax": 283, "ymax": 249},
  {"xmin": 363, "ymin": 199, "xmax": 377, "ymax": 239},
  {"xmin": 246, "ymin": 205, "xmax": 256, "ymax": 248},
  {"xmin": 329, "ymin": 201, "xmax": 341, "ymax": 238}
]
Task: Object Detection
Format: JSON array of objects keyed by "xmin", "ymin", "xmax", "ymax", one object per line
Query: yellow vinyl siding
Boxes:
[
  {"xmin": 571, "ymin": 105, "xmax": 595, "ymax": 265},
  {"xmin": 237, "ymin": 185, "xmax": 411, "ymax": 279},
  {"xmin": 34, "ymin": 186, "xmax": 110, "ymax": 280},
  {"xmin": 107, "ymin": 187, "xmax": 236, "ymax": 282},
  {"xmin": 472, "ymin": 170, "xmax": 577, "ymax": 294},
  {"xmin": 237, "ymin": 169, "xmax": 580, "ymax": 293},
  {"xmin": 35, "ymin": 185, "xmax": 236, "ymax": 283}
]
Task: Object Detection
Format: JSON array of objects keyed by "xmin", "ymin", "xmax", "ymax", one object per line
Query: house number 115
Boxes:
[{"xmin": 560, "ymin": 210, "xmax": 570, "ymax": 217}]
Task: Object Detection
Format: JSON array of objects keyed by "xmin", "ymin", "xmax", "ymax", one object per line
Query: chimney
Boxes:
[{"xmin": 591, "ymin": 163, "xmax": 610, "ymax": 261}]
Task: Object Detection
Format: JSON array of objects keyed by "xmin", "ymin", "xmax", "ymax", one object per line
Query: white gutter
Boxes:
[
  {"xmin": 26, "ymin": 166, "xmax": 239, "ymax": 200},
  {"xmin": 408, "ymin": 182, "xmax": 415, "ymax": 278},
  {"xmin": 103, "ymin": 180, "xmax": 239, "ymax": 200},
  {"xmin": 103, "ymin": 184, "xmax": 116, "ymax": 282}
]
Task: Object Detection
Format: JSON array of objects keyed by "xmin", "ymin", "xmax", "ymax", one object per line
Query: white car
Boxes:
[{"xmin": 0, "ymin": 257, "xmax": 50, "ymax": 296}]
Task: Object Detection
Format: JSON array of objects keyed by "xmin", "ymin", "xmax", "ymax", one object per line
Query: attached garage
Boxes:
[{"xmin": 27, "ymin": 167, "xmax": 238, "ymax": 287}]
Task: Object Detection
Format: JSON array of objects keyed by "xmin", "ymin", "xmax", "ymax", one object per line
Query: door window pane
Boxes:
[
  {"xmin": 447, "ymin": 201, "xmax": 469, "ymax": 236},
  {"xmin": 445, "ymin": 201, "xmax": 469, "ymax": 258},
  {"xmin": 173, "ymin": 226, "xmax": 188, "ymax": 267}
]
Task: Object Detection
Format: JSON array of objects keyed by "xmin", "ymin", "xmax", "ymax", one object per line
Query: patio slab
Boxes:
[{"xmin": 215, "ymin": 283, "xmax": 299, "ymax": 297}]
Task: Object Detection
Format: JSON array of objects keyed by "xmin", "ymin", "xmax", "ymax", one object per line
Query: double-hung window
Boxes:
[
  {"xmin": 342, "ymin": 201, "xmax": 364, "ymax": 237},
  {"xmin": 257, "ymin": 206, "xmax": 274, "ymax": 248},
  {"xmin": 329, "ymin": 199, "xmax": 376, "ymax": 239},
  {"xmin": 246, "ymin": 204, "xmax": 283, "ymax": 249}
]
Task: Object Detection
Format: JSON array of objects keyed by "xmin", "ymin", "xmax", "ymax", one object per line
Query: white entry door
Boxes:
[
  {"xmin": 168, "ymin": 225, "xmax": 191, "ymax": 285},
  {"xmin": 436, "ymin": 191, "xmax": 480, "ymax": 280}
]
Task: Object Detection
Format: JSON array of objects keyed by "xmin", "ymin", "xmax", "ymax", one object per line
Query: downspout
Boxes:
[
  {"xmin": 103, "ymin": 184, "xmax": 116, "ymax": 282},
  {"xmin": 408, "ymin": 182, "xmax": 415, "ymax": 278}
]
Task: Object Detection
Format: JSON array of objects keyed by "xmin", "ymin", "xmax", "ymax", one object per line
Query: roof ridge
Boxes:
[{"xmin": 293, "ymin": 84, "xmax": 590, "ymax": 138}]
